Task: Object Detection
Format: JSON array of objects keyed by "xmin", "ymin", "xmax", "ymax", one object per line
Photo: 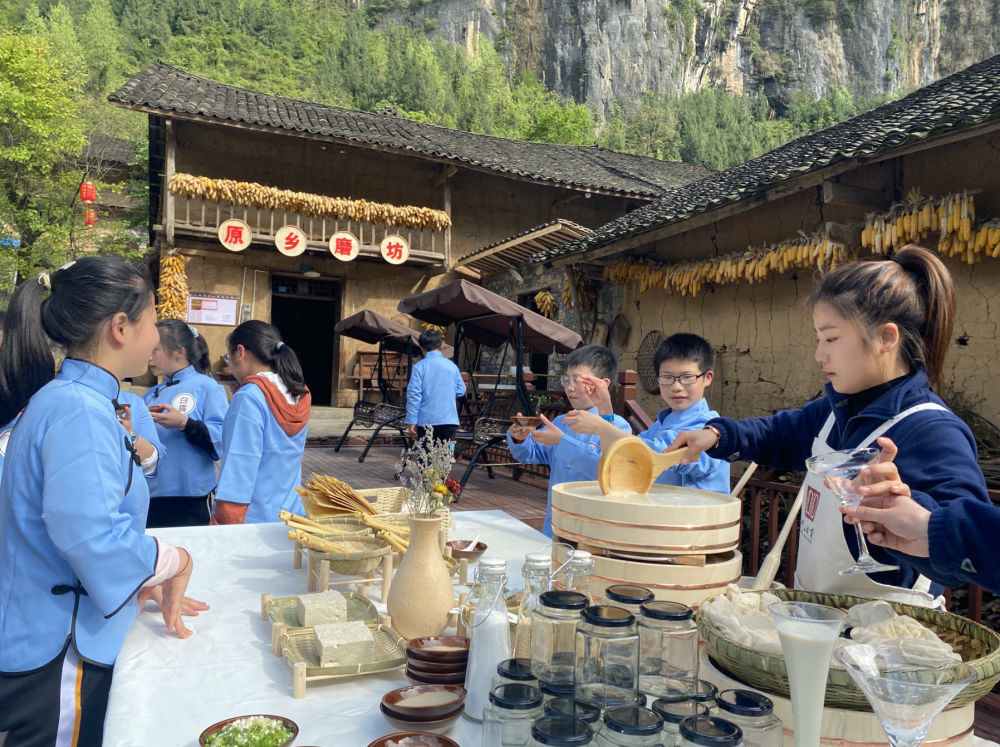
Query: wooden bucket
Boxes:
[
  {"xmin": 552, "ymin": 542, "xmax": 742, "ymax": 609},
  {"xmin": 550, "ymin": 481, "xmax": 741, "ymax": 555}
]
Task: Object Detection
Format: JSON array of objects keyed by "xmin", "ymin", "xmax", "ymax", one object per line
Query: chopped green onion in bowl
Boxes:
[{"xmin": 201, "ymin": 715, "xmax": 296, "ymax": 747}]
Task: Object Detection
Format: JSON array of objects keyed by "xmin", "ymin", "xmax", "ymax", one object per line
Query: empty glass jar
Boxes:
[
  {"xmin": 544, "ymin": 697, "xmax": 601, "ymax": 726},
  {"xmin": 713, "ymin": 690, "xmax": 781, "ymax": 747},
  {"xmin": 482, "ymin": 683, "xmax": 544, "ymax": 747},
  {"xmin": 493, "ymin": 658, "xmax": 537, "ymax": 690},
  {"xmin": 514, "ymin": 552, "xmax": 553, "ymax": 659},
  {"xmin": 527, "ymin": 715, "xmax": 595, "ymax": 746},
  {"xmin": 574, "ymin": 605, "xmax": 639, "ymax": 710},
  {"xmin": 604, "ymin": 584, "xmax": 654, "ymax": 618},
  {"xmin": 540, "ymin": 680, "xmax": 576, "ymax": 704},
  {"xmin": 638, "ymin": 601, "xmax": 699, "ymax": 699},
  {"xmin": 531, "ymin": 590, "xmax": 588, "ymax": 686},
  {"xmin": 556, "ymin": 549, "xmax": 595, "ymax": 602},
  {"xmin": 593, "ymin": 706, "xmax": 664, "ymax": 746},
  {"xmin": 651, "ymin": 699, "xmax": 710, "ymax": 747},
  {"xmin": 678, "ymin": 716, "xmax": 743, "ymax": 747}
]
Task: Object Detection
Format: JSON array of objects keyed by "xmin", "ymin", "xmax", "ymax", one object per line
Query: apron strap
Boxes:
[
  {"xmin": 817, "ymin": 412, "xmax": 837, "ymax": 443},
  {"xmin": 858, "ymin": 403, "xmax": 947, "ymax": 447}
]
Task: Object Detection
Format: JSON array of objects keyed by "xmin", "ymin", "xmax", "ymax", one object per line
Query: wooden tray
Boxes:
[
  {"xmin": 264, "ymin": 591, "xmax": 378, "ymax": 628},
  {"xmin": 280, "ymin": 623, "xmax": 407, "ymax": 698}
]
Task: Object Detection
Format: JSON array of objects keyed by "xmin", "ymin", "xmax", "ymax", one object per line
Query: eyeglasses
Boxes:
[
  {"xmin": 560, "ymin": 374, "xmax": 585, "ymax": 387},
  {"xmin": 657, "ymin": 372, "xmax": 706, "ymax": 386}
]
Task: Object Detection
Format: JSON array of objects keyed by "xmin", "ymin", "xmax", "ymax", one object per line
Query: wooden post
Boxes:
[
  {"xmin": 164, "ymin": 119, "xmax": 176, "ymax": 248},
  {"xmin": 442, "ymin": 165, "xmax": 454, "ymax": 268}
]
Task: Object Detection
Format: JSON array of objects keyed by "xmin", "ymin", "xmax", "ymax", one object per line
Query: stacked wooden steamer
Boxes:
[{"xmin": 550, "ymin": 481, "xmax": 742, "ymax": 607}]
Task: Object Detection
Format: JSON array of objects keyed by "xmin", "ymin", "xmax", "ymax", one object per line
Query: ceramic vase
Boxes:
[{"xmin": 386, "ymin": 515, "xmax": 455, "ymax": 639}]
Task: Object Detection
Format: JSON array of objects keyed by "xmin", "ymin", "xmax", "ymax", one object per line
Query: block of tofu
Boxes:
[
  {"xmin": 296, "ymin": 590, "xmax": 347, "ymax": 627},
  {"xmin": 314, "ymin": 620, "xmax": 375, "ymax": 667}
]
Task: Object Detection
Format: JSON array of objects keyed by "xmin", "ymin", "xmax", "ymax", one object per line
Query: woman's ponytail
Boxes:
[
  {"xmin": 0, "ymin": 277, "xmax": 56, "ymax": 424},
  {"xmin": 893, "ymin": 245, "xmax": 956, "ymax": 389},
  {"xmin": 155, "ymin": 318, "xmax": 212, "ymax": 375},
  {"xmin": 228, "ymin": 321, "xmax": 308, "ymax": 398}
]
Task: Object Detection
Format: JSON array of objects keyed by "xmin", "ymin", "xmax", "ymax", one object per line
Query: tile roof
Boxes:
[
  {"xmin": 82, "ymin": 134, "xmax": 135, "ymax": 165},
  {"xmin": 529, "ymin": 53, "xmax": 1000, "ymax": 264},
  {"xmin": 109, "ymin": 62, "xmax": 712, "ymax": 199}
]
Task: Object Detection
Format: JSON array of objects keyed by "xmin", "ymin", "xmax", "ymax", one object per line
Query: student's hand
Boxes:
[
  {"xmin": 509, "ymin": 412, "xmax": 533, "ymax": 443},
  {"xmin": 117, "ymin": 403, "xmax": 135, "ymax": 433},
  {"xmin": 667, "ymin": 429, "xmax": 717, "ymax": 464},
  {"xmin": 576, "ymin": 375, "xmax": 613, "ymax": 414},
  {"xmin": 139, "ymin": 584, "xmax": 210, "ymax": 617},
  {"xmin": 563, "ymin": 409, "xmax": 607, "ymax": 436},
  {"xmin": 530, "ymin": 413, "xmax": 563, "ymax": 446},
  {"xmin": 408, "ymin": 424, "xmax": 417, "ymax": 437},
  {"xmin": 149, "ymin": 403, "xmax": 187, "ymax": 429}
]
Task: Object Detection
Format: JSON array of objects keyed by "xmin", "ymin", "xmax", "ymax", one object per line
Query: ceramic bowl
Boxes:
[
  {"xmin": 405, "ymin": 667, "xmax": 466, "ymax": 686},
  {"xmin": 405, "ymin": 636, "xmax": 470, "ymax": 663},
  {"xmin": 381, "ymin": 684, "xmax": 467, "ymax": 720},
  {"xmin": 199, "ymin": 715, "xmax": 297, "ymax": 747},
  {"xmin": 445, "ymin": 539, "xmax": 487, "ymax": 561},
  {"xmin": 404, "ymin": 656, "xmax": 467, "ymax": 675},
  {"xmin": 511, "ymin": 415, "xmax": 540, "ymax": 429},
  {"xmin": 379, "ymin": 702, "xmax": 464, "ymax": 734},
  {"xmin": 367, "ymin": 733, "xmax": 460, "ymax": 747}
]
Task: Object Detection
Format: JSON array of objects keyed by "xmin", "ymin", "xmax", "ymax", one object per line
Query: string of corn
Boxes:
[
  {"xmin": 534, "ymin": 290, "xmax": 557, "ymax": 318},
  {"xmin": 604, "ymin": 230, "xmax": 851, "ymax": 298},
  {"xmin": 168, "ymin": 172, "xmax": 451, "ymax": 231},
  {"xmin": 156, "ymin": 252, "xmax": 188, "ymax": 320},
  {"xmin": 562, "ymin": 269, "xmax": 595, "ymax": 311},
  {"xmin": 420, "ymin": 322, "xmax": 447, "ymax": 335}
]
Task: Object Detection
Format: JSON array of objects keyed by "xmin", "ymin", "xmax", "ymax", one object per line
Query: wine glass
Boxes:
[
  {"xmin": 805, "ymin": 447, "xmax": 899, "ymax": 575},
  {"xmin": 835, "ymin": 643, "xmax": 976, "ymax": 747}
]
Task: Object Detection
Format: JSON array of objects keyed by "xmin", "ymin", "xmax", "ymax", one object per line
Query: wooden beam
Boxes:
[
  {"xmin": 443, "ymin": 167, "xmax": 452, "ymax": 269},
  {"xmin": 821, "ymin": 180, "xmax": 890, "ymax": 209},
  {"xmin": 455, "ymin": 222, "xmax": 570, "ymax": 267},
  {"xmin": 164, "ymin": 119, "xmax": 176, "ymax": 247},
  {"xmin": 824, "ymin": 221, "xmax": 863, "ymax": 245}
]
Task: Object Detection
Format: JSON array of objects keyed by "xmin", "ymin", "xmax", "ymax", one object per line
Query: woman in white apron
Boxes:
[{"xmin": 670, "ymin": 245, "xmax": 990, "ymax": 606}]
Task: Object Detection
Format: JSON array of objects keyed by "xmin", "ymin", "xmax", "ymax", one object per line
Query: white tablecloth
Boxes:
[{"xmin": 103, "ymin": 510, "xmax": 549, "ymax": 746}]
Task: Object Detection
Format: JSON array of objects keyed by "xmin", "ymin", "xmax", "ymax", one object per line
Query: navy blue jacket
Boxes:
[
  {"xmin": 707, "ymin": 369, "xmax": 989, "ymax": 590},
  {"xmin": 929, "ymin": 498, "xmax": 1000, "ymax": 595}
]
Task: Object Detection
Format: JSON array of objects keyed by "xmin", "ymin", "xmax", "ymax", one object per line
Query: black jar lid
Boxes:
[
  {"xmin": 580, "ymin": 604, "xmax": 634, "ymax": 627},
  {"xmin": 544, "ymin": 697, "xmax": 601, "ymax": 723},
  {"xmin": 489, "ymin": 683, "xmax": 543, "ymax": 710},
  {"xmin": 530, "ymin": 715, "xmax": 594, "ymax": 745},
  {"xmin": 605, "ymin": 584, "xmax": 654, "ymax": 605},
  {"xmin": 650, "ymin": 699, "xmax": 710, "ymax": 724},
  {"xmin": 716, "ymin": 689, "xmax": 774, "ymax": 717},
  {"xmin": 679, "ymin": 716, "xmax": 743, "ymax": 747},
  {"xmin": 602, "ymin": 706, "xmax": 663, "ymax": 736},
  {"xmin": 639, "ymin": 600, "xmax": 694, "ymax": 620},
  {"xmin": 497, "ymin": 658, "xmax": 535, "ymax": 681},
  {"xmin": 540, "ymin": 590, "xmax": 589, "ymax": 610},
  {"xmin": 657, "ymin": 679, "xmax": 718, "ymax": 703},
  {"xmin": 539, "ymin": 680, "xmax": 575, "ymax": 698}
]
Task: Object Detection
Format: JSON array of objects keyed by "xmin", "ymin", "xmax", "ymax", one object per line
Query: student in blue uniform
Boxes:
[
  {"xmin": 0, "ymin": 257, "xmax": 202, "ymax": 746},
  {"xmin": 144, "ymin": 319, "xmax": 229, "ymax": 527},
  {"xmin": 405, "ymin": 328, "xmax": 466, "ymax": 443},
  {"xmin": 507, "ymin": 345, "xmax": 632, "ymax": 537},
  {"xmin": 117, "ymin": 389, "xmax": 163, "ymax": 477},
  {"xmin": 214, "ymin": 321, "xmax": 311, "ymax": 524},
  {"xmin": 670, "ymin": 245, "xmax": 990, "ymax": 606}
]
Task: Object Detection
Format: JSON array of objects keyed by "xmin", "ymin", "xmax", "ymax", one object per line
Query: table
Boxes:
[{"xmin": 103, "ymin": 510, "xmax": 549, "ymax": 746}]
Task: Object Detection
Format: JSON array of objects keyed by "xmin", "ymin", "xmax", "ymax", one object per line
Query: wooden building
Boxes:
[{"xmin": 109, "ymin": 63, "xmax": 710, "ymax": 406}]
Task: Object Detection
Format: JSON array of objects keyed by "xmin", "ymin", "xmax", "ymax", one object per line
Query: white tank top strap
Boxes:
[{"xmin": 858, "ymin": 402, "xmax": 947, "ymax": 448}]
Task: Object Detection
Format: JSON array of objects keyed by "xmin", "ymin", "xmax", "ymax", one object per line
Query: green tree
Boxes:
[{"xmin": 80, "ymin": 0, "xmax": 126, "ymax": 93}]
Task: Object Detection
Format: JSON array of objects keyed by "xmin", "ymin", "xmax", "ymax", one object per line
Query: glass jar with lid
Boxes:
[
  {"xmin": 679, "ymin": 716, "xmax": 743, "ymax": 747},
  {"xmin": 465, "ymin": 557, "xmax": 512, "ymax": 722},
  {"xmin": 638, "ymin": 601, "xmax": 699, "ymax": 699},
  {"xmin": 574, "ymin": 605, "xmax": 640, "ymax": 710},
  {"xmin": 555, "ymin": 549, "xmax": 595, "ymax": 602},
  {"xmin": 482, "ymin": 683, "xmax": 544, "ymax": 747},
  {"xmin": 514, "ymin": 552, "xmax": 553, "ymax": 659},
  {"xmin": 544, "ymin": 697, "xmax": 601, "ymax": 726},
  {"xmin": 593, "ymin": 706, "xmax": 664, "ymax": 746},
  {"xmin": 603, "ymin": 585, "xmax": 654, "ymax": 618},
  {"xmin": 526, "ymin": 715, "xmax": 594, "ymax": 746},
  {"xmin": 531, "ymin": 590, "xmax": 588, "ymax": 686},
  {"xmin": 493, "ymin": 658, "xmax": 537, "ymax": 690},
  {"xmin": 713, "ymin": 690, "xmax": 781, "ymax": 747},
  {"xmin": 540, "ymin": 680, "xmax": 576, "ymax": 704},
  {"xmin": 651, "ymin": 699, "xmax": 710, "ymax": 747}
]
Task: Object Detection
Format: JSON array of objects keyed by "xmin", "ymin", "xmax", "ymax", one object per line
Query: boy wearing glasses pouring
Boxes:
[
  {"xmin": 507, "ymin": 344, "xmax": 631, "ymax": 536},
  {"xmin": 565, "ymin": 333, "xmax": 729, "ymax": 494}
]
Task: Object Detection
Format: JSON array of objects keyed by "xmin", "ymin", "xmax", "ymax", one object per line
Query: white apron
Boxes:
[{"xmin": 793, "ymin": 404, "xmax": 945, "ymax": 607}]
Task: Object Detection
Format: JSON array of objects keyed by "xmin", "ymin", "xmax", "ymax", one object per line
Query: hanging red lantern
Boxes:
[
  {"xmin": 84, "ymin": 209, "xmax": 98, "ymax": 226},
  {"xmin": 79, "ymin": 182, "xmax": 96, "ymax": 204}
]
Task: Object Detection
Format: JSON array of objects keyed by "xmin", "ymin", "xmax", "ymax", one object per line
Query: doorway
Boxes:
[
  {"xmin": 517, "ymin": 291, "xmax": 549, "ymax": 391},
  {"xmin": 271, "ymin": 275, "xmax": 341, "ymax": 406}
]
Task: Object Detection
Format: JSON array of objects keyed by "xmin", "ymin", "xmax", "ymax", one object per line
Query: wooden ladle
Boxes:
[{"xmin": 598, "ymin": 436, "xmax": 687, "ymax": 494}]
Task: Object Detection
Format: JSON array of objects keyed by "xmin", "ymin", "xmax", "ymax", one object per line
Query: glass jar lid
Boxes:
[
  {"xmin": 639, "ymin": 600, "xmax": 694, "ymax": 620},
  {"xmin": 651, "ymin": 699, "xmax": 710, "ymax": 724},
  {"xmin": 479, "ymin": 556, "xmax": 506, "ymax": 570},
  {"xmin": 539, "ymin": 680, "xmax": 575, "ymax": 698},
  {"xmin": 524, "ymin": 552, "xmax": 552, "ymax": 570},
  {"xmin": 544, "ymin": 697, "xmax": 601, "ymax": 723},
  {"xmin": 602, "ymin": 706, "xmax": 664, "ymax": 736},
  {"xmin": 716, "ymin": 689, "xmax": 774, "ymax": 717},
  {"xmin": 580, "ymin": 604, "xmax": 634, "ymax": 627},
  {"xmin": 540, "ymin": 590, "xmax": 588, "ymax": 610},
  {"xmin": 679, "ymin": 716, "xmax": 743, "ymax": 747},
  {"xmin": 530, "ymin": 715, "xmax": 594, "ymax": 745},
  {"xmin": 605, "ymin": 584, "xmax": 654, "ymax": 605},
  {"xmin": 489, "ymin": 683, "xmax": 543, "ymax": 710},
  {"xmin": 657, "ymin": 679, "xmax": 718, "ymax": 703},
  {"xmin": 497, "ymin": 658, "xmax": 535, "ymax": 681}
]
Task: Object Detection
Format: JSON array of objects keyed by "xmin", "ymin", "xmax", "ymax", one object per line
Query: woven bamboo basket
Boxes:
[
  {"xmin": 300, "ymin": 515, "xmax": 374, "ymax": 540},
  {"xmin": 300, "ymin": 486, "xmax": 403, "ymax": 520},
  {"xmin": 696, "ymin": 588, "xmax": 1000, "ymax": 710},
  {"xmin": 304, "ymin": 537, "xmax": 391, "ymax": 575}
]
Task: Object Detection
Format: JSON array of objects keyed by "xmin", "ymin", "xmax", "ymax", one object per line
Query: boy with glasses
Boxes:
[
  {"xmin": 565, "ymin": 333, "xmax": 729, "ymax": 494},
  {"xmin": 507, "ymin": 344, "xmax": 631, "ymax": 536}
]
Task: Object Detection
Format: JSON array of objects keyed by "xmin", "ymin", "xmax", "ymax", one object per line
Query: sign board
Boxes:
[
  {"xmin": 329, "ymin": 230, "xmax": 360, "ymax": 261},
  {"xmin": 275, "ymin": 225, "xmax": 307, "ymax": 257},
  {"xmin": 218, "ymin": 219, "xmax": 252, "ymax": 252},
  {"xmin": 187, "ymin": 293, "xmax": 240, "ymax": 326},
  {"xmin": 380, "ymin": 234, "xmax": 409, "ymax": 264}
]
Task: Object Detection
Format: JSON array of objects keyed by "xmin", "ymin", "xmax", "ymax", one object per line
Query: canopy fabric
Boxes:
[
  {"xmin": 334, "ymin": 309, "xmax": 452, "ymax": 356},
  {"xmin": 396, "ymin": 279, "xmax": 582, "ymax": 353}
]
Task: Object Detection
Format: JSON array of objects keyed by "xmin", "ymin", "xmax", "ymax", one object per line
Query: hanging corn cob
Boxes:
[
  {"xmin": 420, "ymin": 322, "xmax": 447, "ymax": 335},
  {"xmin": 561, "ymin": 270, "xmax": 596, "ymax": 311},
  {"xmin": 156, "ymin": 252, "xmax": 188, "ymax": 320},
  {"xmin": 534, "ymin": 290, "xmax": 557, "ymax": 318},
  {"xmin": 862, "ymin": 190, "xmax": 984, "ymax": 263}
]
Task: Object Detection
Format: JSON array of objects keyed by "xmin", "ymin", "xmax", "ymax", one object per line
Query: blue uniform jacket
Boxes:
[
  {"xmin": 707, "ymin": 369, "xmax": 989, "ymax": 589},
  {"xmin": 928, "ymin": 498, "xmax": 1000, "ymax": 595},
  {"xmin": 215, "ymin": 383, "xmax": 305, "ymax": 523},
  {"xmin": 0, "ymin": 359, "xmax": 158, "ymax": 670},
  {"xmin": 638, "ymin": 398, "xmax": 730, "ymax": 495},
  {"xmin": 0, "ymin": 416, "xmax": 17, "ymax": 480},
  {"xmin": 118, "ymin": 390, "xmax": 164, "ymax": 477},
  {"xmin": 405, "ymin": 351, "xmax": 466, "ymax": 427},
  {"xmin": 507, "ymin": 407, "xmax": 631, "ymax": 537},
  {"xmin": 143, "ymin": 366, "xmax": 228, "ymax": 497}
]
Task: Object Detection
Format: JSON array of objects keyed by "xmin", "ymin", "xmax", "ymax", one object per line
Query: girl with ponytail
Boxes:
[
  {"xmin": 213, "ymin": 320, "xmax": 311, "ymax": 524},
  {"xmin": 669, "ymin": 245, "xmax": 989, "ymax": 605},
  {"xmin": 143, "ymin": 318, "xmax": 229, "ymax": 527},
  {"xmin": 0, "ymin": 257, "xmax": 206, "ymax": 744}
]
